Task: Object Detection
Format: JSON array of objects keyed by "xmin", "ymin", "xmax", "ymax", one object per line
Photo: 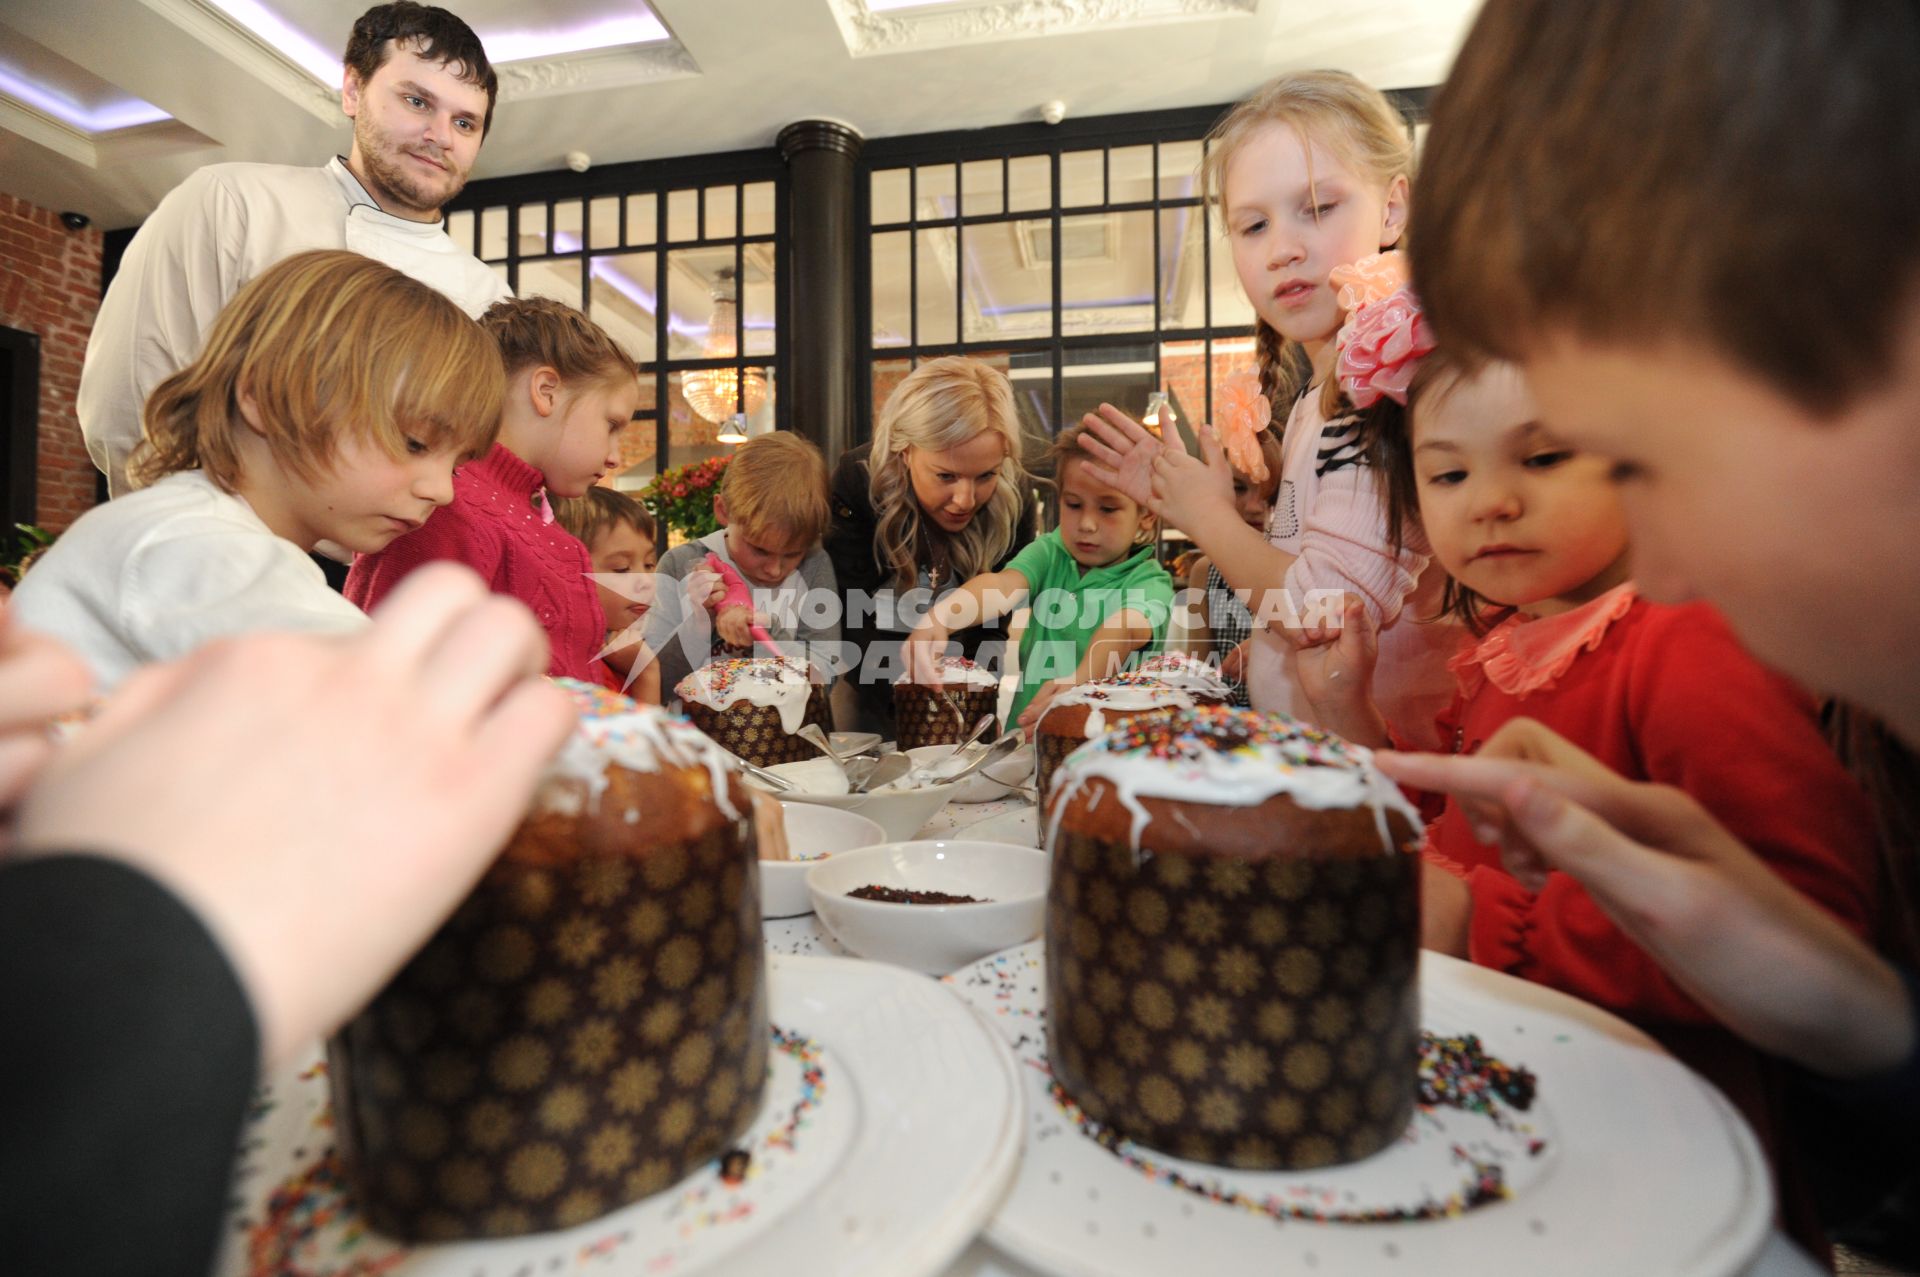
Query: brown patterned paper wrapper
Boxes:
[
  {"xmin": 893, "ymin": 683, "xmax": 997, "ymax": 751},
  {"xmin": 1044, "ymin": 822, "xmax": 1419, "ymax": 1171},
  {"xmin": 328, "ymin": 813, "xmax": 769, "ymax": 1241},
  {"xmin": 680, "ymin": 684, "xmax": 831, "ymax": 769}
]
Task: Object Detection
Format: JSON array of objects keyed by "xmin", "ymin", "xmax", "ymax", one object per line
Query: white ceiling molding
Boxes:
[
  {"xmin": 494, "ymin": 40, "xmax": 699, "ymax": 102},
  {"xmin": 830, "ymin": 0, "xmax": 1260, "ymax": 56},
  {"xmin": 0, "ymin": 93, "xmax": 97, "ymax": 166},
  {"xmin": 135, "ymin": 0, "xmax": 341, "ymax": 124}
]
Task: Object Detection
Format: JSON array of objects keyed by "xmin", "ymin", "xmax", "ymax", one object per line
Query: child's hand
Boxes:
[
  {"xmin": 1293, "ymin": 596, "xmax": 1386, "ymax": 746},
  {"xmin": 1015, "ymin": 680, "xmax": 1068, "ymax": 739},
  {"xmin": 682, "ymin": 568, "xmax": 725, "ymax": 613},
  {"xmin": 715, "ymin": 603, "xmax": 772, "ymax": 651},
  {"xmin": 1149, "ymin": 423, "xmax": 1235, "ymax": 534},
  {"xmin": 1374, "ymin": 727, "xmax": 1915, "ymax": 1079},
  {"xmin": 1074, "ymin": 404, "xmax": 1164, "ymax": 507}
]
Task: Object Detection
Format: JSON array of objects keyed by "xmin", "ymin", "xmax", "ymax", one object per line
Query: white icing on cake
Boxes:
[
  {"xmin": 901, "ymin": 656, "xmax": 999, "ymax": 690},
  {"xmin": 542, "ymin": 678, "xmax": 742, "ymax": 820},
  {"xmin": 1046, "ymin": 705, "xmax": 1419, "ymax": 860},
  {"xmin": 674, "ymin": 656, "xmax": 819, "ymax": 735},
  {"xmin": 1130, "ymin": 653, "xmax": 1235, "ymax": 702},
  {"xmin": 1040, "ymin": 678, "xmax": 1198, "ymax": 741}
]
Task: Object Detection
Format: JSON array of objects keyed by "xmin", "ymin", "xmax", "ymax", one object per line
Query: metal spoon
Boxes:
[
  {"xmin": 924, "ymin": 730, "xmax": 1024, "ymax": 787},
  {"xmin": 940, "ymin": 713, "xmax": 999, "ymax": 766},
  {"xmin": 796, "ymin": 723, "xmax": 851, "ymax": 786},
  {"xmin": 855, "ymin": 751, "xmax": 915, "ymax": 793},
  {"xmin": 736, "ymin": 759, "xmax": 794, "ymax": 791}
]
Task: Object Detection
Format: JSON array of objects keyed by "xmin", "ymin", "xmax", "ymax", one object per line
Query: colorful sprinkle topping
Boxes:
[
  {"xmin": 1070, "ymin": 704, "xmax": 1367, "ymax": 773},
  {"xmin": 676, "ymin": 656, "xmax": 811, "ymax": 702}
]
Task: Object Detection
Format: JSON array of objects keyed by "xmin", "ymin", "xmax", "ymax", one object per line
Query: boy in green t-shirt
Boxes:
[{"xmin": 905, "ymin": 422, "xmax": 1174, "ymax": 726}]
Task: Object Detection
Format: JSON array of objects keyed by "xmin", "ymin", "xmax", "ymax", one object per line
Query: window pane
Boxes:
[
  {"xmin": 666, "ymin": 370, "xmax": 728, "ymax": 474},
  {"xmin": 480, "ymin": 206, "xmax": 509, "ymax": 260},
  {"xmin": 743, "ymin": 181, "xmax": 776, "ymax": 236},
  {"xmin": 1061, "ymin": 150, "xmax": 1103, "ymax": 207},
  {"xmin": 551, "ymin": 200, "xmax": 584, "ymax": 252},
  {"xmin": 1159, "ymin": 140, "xmax": 1203, "ymax": 200},
  {"xmin": 1007, "ymin": 154, "xmax": 1051, "ymax": 213},
  {"xmin": 1158, "ymin": 339, "xmax": 1207, "ymax": 442},
  {"xmin": 588, "ymin": 196, "xmax": 620, "ymax": 250},
  {"xmin": 871, "ymin": 231, "xmax": 911, "ymax": 348},
  {"xmin": 704, "ymin": 184, "xmax": 737, "ymax": 240},
  {"xmin": 1060, "ymin": 210, "xmax": 1154, "ymax": 337},
  {"xmin": 588, "ymin": 253, "xmax": 659, "ymax": 367},
  {"xmin": 676, "ymin": 363, "xmax": 772, "ymax": 432},
  {"xmin": 742, "ymin": 246, "xmax": 775, "ymax": 358},
  {"xmin": 611, "ymin": 408, "xmax": 659, "ymax": 490},
  {"xmin": 1159, "ymin": 204, "xmax": 1208, "ymax": 329},
  {"xmin": 667, "ymin": 188, "xmax": 700, "ymax": 242},
  {"xmin": 665, "ymin": 246, "xmax": 737, "ymax": 360},
  {"xmin": 444, "ymin": 209, "xmax": 475, "ymax": 255},
  {"xmin": 961, "ymin": 159, "xmax": 1003, "ymax": 217},
  {"xmin": 1109, "ymin": 144, "xmax": 1154, "ymax": 204},
  {"xmin": 625, "ymin": 193, "xmax": 657, "ymax": 246},
  {"xmin": 915, "ymin": 164, "xmax": 957, "ymax": 221},
  {"xmin": 1059, "ymin": 342, "xmax": 1158, "ymax": 450},
  {"xmin": 517, "ymin": 201, "xmax": 548, "ymax": 256},
  {"xmin": 871, "ymin": 168, "xmax": 910, "ymax": 225},
  {"xmin": 961, "ymin": 219, "xmax": 1053, "ymax": 344},
  {"xmin": 518, "ymin": 256, "xmax": 582, "ymax": 308},
  {"xmin": 994, "ymin": 349, "xmax": 1058, "ymax": 469},
  {"xmin": 915, "ymin": 226, "xmax": 958, "ymax": 346}
]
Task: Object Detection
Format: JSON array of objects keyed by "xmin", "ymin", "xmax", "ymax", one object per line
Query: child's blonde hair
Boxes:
[
  {"xmin": 721, "ymin": 431, "xmax": 832, "ymax": 547},
  {"xmin": 554, "ymin": 484, "xmax": 656, "ymax": 550},
  {"xmin": 131, "ymin": 250, "xmax": 503, "ymax": 490},
  {"xmin": 479, "ymin": 296, "xmax": 637, "ymax": 393},
  {"xmin": 1201, "ymin": 71, "xmax": 1414, "ymax": 422},
  {"xmin": 869, "ymin": 356, "xmax": 1033, "ymax": 590},
  {"xmin": 1050, "ymin": 422, "xmax": 1157, "ymax": 544}
]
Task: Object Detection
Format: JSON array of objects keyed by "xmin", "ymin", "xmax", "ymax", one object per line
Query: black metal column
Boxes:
[{"xmin": 777, "ymin": 119, "xmax": 863, "ymax": 461}]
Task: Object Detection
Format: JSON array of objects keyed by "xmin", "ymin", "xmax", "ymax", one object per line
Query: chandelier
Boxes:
[{"xmin": 682, "ymin": 266, "xmax": 769, "ymax": 425}]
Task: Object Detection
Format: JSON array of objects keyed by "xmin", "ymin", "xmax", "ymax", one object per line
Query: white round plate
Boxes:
[
  {"xmin": 944, "ymin": 943, "xmax": 1771, "ymax": 1277},
  {"xmin": 223, "ymin": 955, "xmax": 1024, "ymax": 1277},
  {"xmin": 961, "ymin": 805, "xmax": 1039, "ymax": 848}
]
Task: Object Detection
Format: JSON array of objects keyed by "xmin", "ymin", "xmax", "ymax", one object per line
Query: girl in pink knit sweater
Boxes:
[
  {"xmin": 1077, "ymin": 72, "xmax": 1461, "ymax": 746},
  {"xmin": 347, "ymin": 298, "xmax": 640, "ymax": 681}
]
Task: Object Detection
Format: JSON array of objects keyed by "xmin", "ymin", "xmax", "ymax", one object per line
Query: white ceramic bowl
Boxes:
[
  {"xmin": 902, "ymin": 743, "xmax": 1034, "ymax": 803},
  {"xmin": 764, "ymin": 759, "xmax": 956, "ymax": 841},
  {"xmin": 806, "ymin": 840, "xmax": 1049, "ymax": 974},
  {"xmin": 759, "ymin": 803, "xmax": 886, "ymax": 918}
]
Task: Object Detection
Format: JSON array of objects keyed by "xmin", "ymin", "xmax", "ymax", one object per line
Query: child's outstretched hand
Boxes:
[
  {"xmin": 1221, "ymin": 637, "xmax": 1253, "ymax": 682},
  {"xmin": 901, "ymin": 617, "xmax": 952, "ymax": 684},
  {"xmin": 1293, "ymin": 595, "xmax": 1385, "ymax": 747},
  {"xmin": 682, "ymin": 567, "xmax": 726, "ymax": 614},
  {"xmin": 1015, "ymin": 680, "xmax": 1068, "ymax": 740},
  {"xmin": 1376, "ymin": 722, "xmax": 1914, "ymax": 1079},
  {"xmin": 1150, "ymin": 424, "xmax": 1235, "ymax": 535},
  {"xmin": 1075, "ymin": 404, "xmax": 1164, "ymax": 507}
]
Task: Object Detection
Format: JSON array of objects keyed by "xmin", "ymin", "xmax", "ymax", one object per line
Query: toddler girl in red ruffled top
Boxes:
[{"xmin": 1298, "ymin": 334, "xmax": 1877, "ymax": 1207}]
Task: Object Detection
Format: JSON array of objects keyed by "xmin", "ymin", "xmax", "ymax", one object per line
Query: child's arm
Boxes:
[
  {"xmin": 1016, "ymin": 608, "xmax": 1156, "ymax": 732},
  {"xmin": 630, "ymin": 653, "xmax": 663, "ymax": 706},
  {"xmin": 902, "ymin": 568, "xmax": 1029, "ymax": 682}
]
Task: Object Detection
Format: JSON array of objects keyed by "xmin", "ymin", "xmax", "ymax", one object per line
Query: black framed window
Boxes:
[{"xmin": 444, "ymin": 151, "xmax": 786, "ymax": 493}]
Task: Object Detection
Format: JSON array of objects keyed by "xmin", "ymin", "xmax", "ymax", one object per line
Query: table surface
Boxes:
[{"xmin": 764, "ymin": 792, "xmax": 1821, "ymax": 1277}]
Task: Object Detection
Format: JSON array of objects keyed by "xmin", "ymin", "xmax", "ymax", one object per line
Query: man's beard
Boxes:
[{"xmin": 352, "ymin": 119, "xmax": 466, "ymax": 217}]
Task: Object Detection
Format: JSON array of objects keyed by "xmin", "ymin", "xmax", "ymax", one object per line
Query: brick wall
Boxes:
[{"xmin": 0, "ymin": 194, "xmax": 102, "ymax": 531}]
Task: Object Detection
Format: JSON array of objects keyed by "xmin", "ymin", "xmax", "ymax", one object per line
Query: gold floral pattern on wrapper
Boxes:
[
  {"xmin": 679, "ymin": 684, "xmax": 832, "ymax": 769},
  {"xmin": 1047, "ymin": 832, "xmax": 1418, "ymax": 1169},
  {"xmin": 328, "ymin": 825, "xmax": 770, "ymax": 1241},
  {"xmin": 1042, "ymin": 707, "xmax": 1422, "ymax": 1173},
  {"xmin": 893, "ymin": 682, "xmax": 997, "ymax": 751}
]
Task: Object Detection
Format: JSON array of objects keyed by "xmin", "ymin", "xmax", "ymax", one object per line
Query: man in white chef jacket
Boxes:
[{"xmin": 78, "ymin": 1, "xmax": 511, "ymax": 498}]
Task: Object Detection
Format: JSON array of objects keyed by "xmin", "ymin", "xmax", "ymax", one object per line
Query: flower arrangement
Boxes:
[{"xmin": 643, "ymin": 455, "xmax": 730, "ymax": 541}]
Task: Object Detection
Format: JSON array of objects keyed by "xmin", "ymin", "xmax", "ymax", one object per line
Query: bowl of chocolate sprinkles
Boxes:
[{"xmin": 807, "ymin": 840, "xmax": 1047, "ymax": 974}]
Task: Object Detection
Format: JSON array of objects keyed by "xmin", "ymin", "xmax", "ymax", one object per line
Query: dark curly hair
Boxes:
[{"xmin": 343, "ymin": 2, "xmax": 498, "ymax": 136}]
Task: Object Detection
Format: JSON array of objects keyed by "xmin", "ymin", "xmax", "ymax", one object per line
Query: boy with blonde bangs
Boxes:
[
  {"xmin": 11, "ymin": 250, "xmax": 500, "ymax": 690},
  {"xmin": 635, "ymin": 431, "xmax": 840, "ymax": 704},
  {"xmin": 552, "ymin": 485, "xmax": 658, "ymax": 688}
]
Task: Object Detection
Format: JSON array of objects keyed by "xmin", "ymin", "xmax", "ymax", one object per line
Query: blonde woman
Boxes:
[{"xmin": 825, "ymin": 356, "xmax": 1038, "ymax": 735}]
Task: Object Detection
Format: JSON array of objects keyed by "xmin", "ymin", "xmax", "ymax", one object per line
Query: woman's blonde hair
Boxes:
[
  {"xmin": 132, "ymin": 250, "xmax": 503, "ymax": 490},
  {"xmin": 1200, "ymin": 71, "xmax": 1415, "ymax": 423},
  {"xmin": 868, "ymin": 356, "xmax": 1032, "ymax": 589}
]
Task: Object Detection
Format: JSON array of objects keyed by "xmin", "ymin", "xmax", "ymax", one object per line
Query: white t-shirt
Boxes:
[
  {"xmin": 9, "ymin": 470, "xmax": 368, "ymax": 690},
  {"xmin": 78, "ymin": 158, "xmax": 511, "ymax": 497},
  {"xmin": 1245, "ymin": 390, "xmax": 1462, "ymax": 750}
]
